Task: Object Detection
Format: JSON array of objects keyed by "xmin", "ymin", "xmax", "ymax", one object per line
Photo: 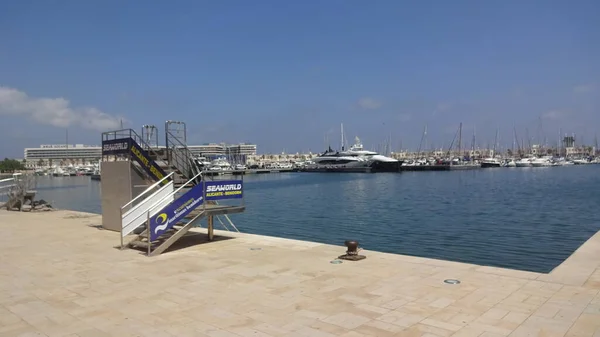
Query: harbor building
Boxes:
[
  {"xmin": 187, "ymin": 143, "xmax": 225, "ymax": 157},
  {"xmin": 24, "ymin": 144, "xmax": 102, "ymax": 167},
  {"xmin": 187, "ymin": 143, "xmax": 257, "ymax": 158},
  {"xmin": 24, "ymin": 142, "xmax": 258, "ymax": 168},
  {"xmin": 225, "ymin": 143, "xmax": 257, "ymax": 156}
]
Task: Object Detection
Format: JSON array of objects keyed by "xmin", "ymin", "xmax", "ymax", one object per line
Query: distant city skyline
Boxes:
[{"xmin": 1, "ymin": 1, "xmax": 598, "ymax": 157}]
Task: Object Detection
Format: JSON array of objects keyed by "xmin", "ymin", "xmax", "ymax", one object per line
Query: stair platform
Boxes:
[
  {"xmin": 126, "ymin": 203, "xmax": 245, "ymax": 256},
  {"xmin": 202, "ymin": 203, "xmax": 246, "ymax": 216}
]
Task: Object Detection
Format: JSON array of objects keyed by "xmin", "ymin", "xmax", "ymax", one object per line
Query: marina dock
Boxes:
[{"xmin": 1, "ymin": 209, "xmax": 598, "ymax": 336}]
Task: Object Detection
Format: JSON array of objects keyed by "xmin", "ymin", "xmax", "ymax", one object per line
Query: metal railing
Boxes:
[
  {"xmin": 0, "ymin": 174, "xmax": 18, "ymax": 204},
  {"xmin": 145, "ymin": 171, "xmax": 205, "ymax": 219},
  {"xmin": 0, "ymin": 173, "xmax": 36, "ymax": 210},
  {"xmin": 102, "ymin": 128, "xmax": 168, "ymax": 184},
  {"xmin": 101, "ymin": 128, "xmax": 163, "ymax": 160},
  {"xmin": 215, "ymin": 213, "xmax": 240, "ymax": 232},
  {"xmin": 165, "ymin": 130, "xmax": 202, "ymax": 183},
  {"xmin": 120, "ymin": 178, "xmax": 175, "ymax": 247},
  {"xmin": 120, "ymin": 172, "xmax": 175, "ymax": 212}
]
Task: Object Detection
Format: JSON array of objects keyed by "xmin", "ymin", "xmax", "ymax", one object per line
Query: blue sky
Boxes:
[{"xmin": 1, "ymin": 0, "xmax": 598, "ymax": 157}]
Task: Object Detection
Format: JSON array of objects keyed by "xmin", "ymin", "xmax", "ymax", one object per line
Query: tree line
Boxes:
[{"xmin": 0, "ymin": 158, "xmax": 25, "ymax": 172}]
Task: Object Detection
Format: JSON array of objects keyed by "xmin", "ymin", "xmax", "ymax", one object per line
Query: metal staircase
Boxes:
[
  {"xmin": 165, "ymin": 121, "xmax": 203, "ymax": 186},
  {"xmin": 125, "ymin": 172, "xmax": 206, "ymax": 256},
  {"xmin": 121, "ymin": 171, "xmax": 245, "ymax": 256},
  {"xmin": 104, "ymin": 123, "xmax": 245, "ymax": 256}
]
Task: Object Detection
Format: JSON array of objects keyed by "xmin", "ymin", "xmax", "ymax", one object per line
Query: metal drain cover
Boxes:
[{"xmin": 444, "ymin": 279, "xmax": 461, "ymax": 285}]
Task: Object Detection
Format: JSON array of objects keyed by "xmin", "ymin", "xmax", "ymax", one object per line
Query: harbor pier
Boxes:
[{"xmin": 1, "ymin": 209, "xmax": 598, "ymax": 336}]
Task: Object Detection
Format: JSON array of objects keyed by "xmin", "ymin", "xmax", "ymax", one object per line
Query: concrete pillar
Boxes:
[{"xmin": 100, "ymin": 161, "xmax": 148, "ymax": 231}]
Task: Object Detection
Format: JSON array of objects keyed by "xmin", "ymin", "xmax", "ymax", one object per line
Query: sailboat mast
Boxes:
[
  {"xmin": 472, "ymin": 126, "xmax": 476, "ymax": 160},
  {"xmin": 417, "ymin": 124, "xmax": 427, "ymax": 159},
  {"xmin": 558, "ymin": 128, "xmax": 562, "ymax": 156},
  {"xmin": 424, "ymin": 124, "xmax": 428, "ymax": 155},
  {"xmin": 493, "ymin": 128, "xmax": 498, "ymax": 156},
  {"xmin": 340, "ymin": 123, "xmax": 344, "ymax": 151},
  {"xmin": 513, "ymin": 125, "xmax": 521, "ymax": 156},
  {"xmin": 458, "ymin": 123, "xmax": 462, "ymax": 158},
  {"xmin": 525, "ymin": 128, "xmax": 531, "ymax": 153}
]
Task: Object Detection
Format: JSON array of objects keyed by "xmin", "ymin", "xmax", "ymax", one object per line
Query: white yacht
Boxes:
[
  {"xmin": 572, "ymin": 158, "xmax": 590, "ymax": 165},
  {"xmin": 193, "ymin": 156, "xmax": 213, "ymax": 170},
  {"xmin": 209, "ymin": 157, "xmax": 232, "ymax": 171},
  {"xmin": 312, "ymin": 147, "xmax": 370, "ymax": 168},
  {"xmin": 52, "ymin": 167, "xmax": 65, "ymax": 177},
  {"xmin": 481, "ymin": 157, "xmax": 502, "ymax": 168},
  {"xmin": 340, "ymin": 137, "xmax": 402, "ymax": 172},
  {"xmin": 234, "ymin": 164, "xmax": 247, "ymax": 171},
  {"xmin": 530, "ymin": 156, "xmax": 553, "ymax": 167},
  {"xmin": 515, "ymin": 158, "xmax": 532, "ymax": 167}
]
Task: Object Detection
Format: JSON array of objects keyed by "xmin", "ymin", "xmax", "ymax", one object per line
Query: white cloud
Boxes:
[
  {"xmin": 573, "ymin": 84, "xmax": 595, "ymax": 94},
  {"xmin": 357, "ymin": 97, "xmax": 382, "ymax": 110},
  {"xmin": 0, "ymin": 86, "xmax": 126, "ymax": 131}
]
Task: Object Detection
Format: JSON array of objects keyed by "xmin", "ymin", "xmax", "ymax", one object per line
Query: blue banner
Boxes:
[
  {"xmin": 150, "ymin": 182, "xmax": 205, "ymax": 241},
  {"xmin": 102, "ymin": 138, "xmax": 132, "ymax": 155},
  {"xmin": 128, "ymin": 138, "xmax": 168, "ymax": 183},
  {"xmin": 205, "ymin": 180, "xmax": 243, "ymax": 201},
  {"xmin": 102, "ymin": 137, "xmax": 168, "ymax": 183}
]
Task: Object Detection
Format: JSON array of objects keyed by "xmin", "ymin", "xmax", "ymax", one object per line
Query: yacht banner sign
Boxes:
[
  {"xmin": 150, "ymin": 182, "xmax": 205, "ymax": 241},
  {"xmin": 102, "ymin": 138, "xmax": 132, "ymax": 155},
  {"xmin": 205, "ymin": 180, "xmax": 243, "ymax": 200}
]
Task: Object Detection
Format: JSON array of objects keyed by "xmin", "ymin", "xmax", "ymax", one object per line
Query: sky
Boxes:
[{"xmin": 1, "ymin": 0, "xmax": 599, "ymax": 157}]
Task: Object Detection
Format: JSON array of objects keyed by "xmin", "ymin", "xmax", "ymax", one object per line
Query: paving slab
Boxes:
[{"xmin": 0, "ymin": 210, "xmax": 598, "ymax": 337}]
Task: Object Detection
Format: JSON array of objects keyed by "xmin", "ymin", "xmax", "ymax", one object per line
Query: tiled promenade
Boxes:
[{"xmin": 0, "ymin": 210, "xmax": 599, "ymax": 336}]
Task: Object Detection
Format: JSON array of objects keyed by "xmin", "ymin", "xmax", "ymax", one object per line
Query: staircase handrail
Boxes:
[
  {"xmin": 120, "ymin": 171, "xmax": 174, "ymax": 211},
  {"xmin": 145, "ymin": 171, "xmax": 204, "ymax": 219},
  {"xmin": 165, "ymin": 130, "xmax": 201, "ymax": 179},
  {"xmin": 121, "ymin": 181, "xmax": 173, "ymax": 245}
]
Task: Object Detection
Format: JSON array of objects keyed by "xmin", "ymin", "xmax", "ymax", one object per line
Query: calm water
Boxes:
[{"xmin": 33, "ymin": 166, "xmax": 600, "ymax": 273}]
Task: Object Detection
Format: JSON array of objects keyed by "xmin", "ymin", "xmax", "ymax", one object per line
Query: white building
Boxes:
[
  {"xmin": 187, "ymin": 144, "xmax": 225, "ymax": 157},
  {"xmin": 187, "ymin": 143, "xmax": 257, "ymax": 157},
  {"xmin": 24, "ymin": 144, "xmax": 102, "ymax": 167},
  {"xmin": 24, "ymin": 142, "xmax": 258, "ymax": 167}
]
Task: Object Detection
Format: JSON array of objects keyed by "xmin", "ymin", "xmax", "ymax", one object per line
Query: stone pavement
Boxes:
[{"xmin": 0, "ymin": 210, "xmax": 599, "ymax": 337}]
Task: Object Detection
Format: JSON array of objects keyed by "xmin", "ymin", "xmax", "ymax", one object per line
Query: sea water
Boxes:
[{"xmin": 33, "ymin": 166, "xmax": 600, "ymax": 273}]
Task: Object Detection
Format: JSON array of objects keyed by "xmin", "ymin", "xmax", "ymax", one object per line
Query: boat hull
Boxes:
[
  {"xmin": 449, "ymin": 164, "xmax": 481, "ymax": 170},
  {"xmin": 303, "ymin": 166, "xmax": 372, "ymax": 173},
  {"xmin": 515, "ymin": 162, "xmax": 531, "ymax": 167},
  {"xmin": 481, "ymin": 162, "xmax": 501, "ymax": 168},
  {"xmin": 530, "ymin": 163, "xmax": 552, "ymax": 167},
  {"xmin": 370, "ymin": 161, "xmax": 403, "ymax": 172}
]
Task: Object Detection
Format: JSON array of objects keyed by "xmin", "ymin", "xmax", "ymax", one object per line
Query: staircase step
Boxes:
[{"xmin": 129, "ymin": 240, "xmax": 150, "ymax": 249}]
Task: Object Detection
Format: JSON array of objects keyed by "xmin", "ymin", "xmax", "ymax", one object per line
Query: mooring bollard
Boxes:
[{"xmin": 338, "ymin": 240, "xmax": 366, "ymax": 261}]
